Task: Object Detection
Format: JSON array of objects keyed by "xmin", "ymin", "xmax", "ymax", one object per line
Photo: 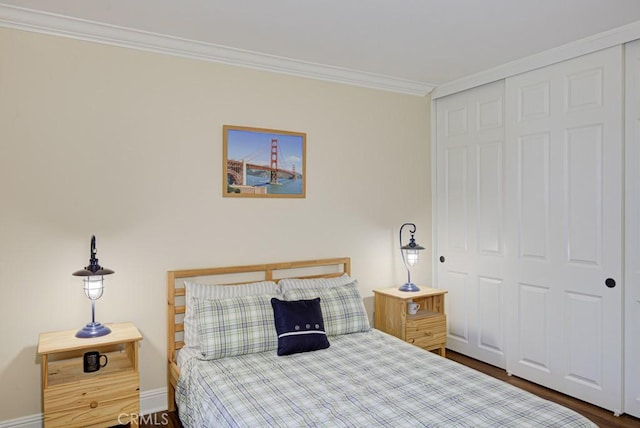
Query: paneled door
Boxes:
[
  {"xmin": 504, "ymin": 46, "xmax": 623, "ymax": 413},
  {"xmin": 435, "ymin": 81, "xmax": 508, "ymax": 369},
  {"xmin": 625, "ymin": 39, "xmax": 640, "ymax": 419}
]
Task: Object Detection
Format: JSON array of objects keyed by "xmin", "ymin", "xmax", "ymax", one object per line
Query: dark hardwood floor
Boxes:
[
  {"xmin": 138, "ymin": 350, "xmax": 640, "ymax": 427},
  {"xmin": 446, "ymin": 351, "xmax": 640, "ymax": 428}
]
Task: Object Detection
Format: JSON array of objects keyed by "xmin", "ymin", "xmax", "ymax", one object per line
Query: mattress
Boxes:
[{"xmin": 176, "ymin": 329, "xmax": 597, "ymax": 427}]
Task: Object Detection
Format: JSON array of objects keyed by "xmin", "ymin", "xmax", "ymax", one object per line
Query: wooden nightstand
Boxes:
[
  {"xmin": 373, "ymin": 287, "xmax": 447, "ymax": 356},
  {"xmin": 37, "ymin": 322, "xmax": 142, "ymax": 428}
]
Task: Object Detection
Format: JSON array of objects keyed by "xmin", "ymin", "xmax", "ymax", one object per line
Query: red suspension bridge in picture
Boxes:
[{"xmin": 227, "ymin": 138, "xmax": 301, "ymax": 187}]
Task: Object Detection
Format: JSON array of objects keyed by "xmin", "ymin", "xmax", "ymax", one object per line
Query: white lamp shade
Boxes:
[
  {"xmin": 83, "ymin": 276, "xmax": 104, "ymax": 300},
  {"xmin": 406, "ymin": 249, "xmax": 420, "ymax": 266}
]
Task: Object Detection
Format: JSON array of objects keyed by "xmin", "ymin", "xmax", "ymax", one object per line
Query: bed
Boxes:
[{"xmin": 167, "ymin": 258, "xmax": 597, "ymax": 427}]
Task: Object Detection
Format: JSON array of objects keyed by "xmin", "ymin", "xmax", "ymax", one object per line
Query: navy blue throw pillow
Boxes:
[{"xmin": 271, "ymin": 298, "xmax": 330, "ymax": 356}]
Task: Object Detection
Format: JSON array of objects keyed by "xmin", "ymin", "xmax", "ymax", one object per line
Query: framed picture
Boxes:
[{"xmin": 223, "ymin": 125, "xmax": 306, "ymax": 198}]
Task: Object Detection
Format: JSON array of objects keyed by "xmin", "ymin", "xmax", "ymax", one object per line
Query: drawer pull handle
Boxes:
[{"xmin": 90, "ymin": 401, "xmax": 98, "ymax": 409}]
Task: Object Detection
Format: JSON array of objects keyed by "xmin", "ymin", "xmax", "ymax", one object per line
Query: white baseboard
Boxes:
[
  {"xmin": 0, "ymin": 387, "xmax": 169, "ymax": 428},
  {"xmin": 139, "ymin": 387, "xmax": 169, "ymax": 415},
  {"xmin": 0, "ymin": 414, "xmax": 41, "ymax": 428}
]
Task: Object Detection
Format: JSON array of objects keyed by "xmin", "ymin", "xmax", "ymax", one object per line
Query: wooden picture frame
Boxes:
[{"xmin": 223, "ymin": 125, "xmax": 306, "ymax": 198}]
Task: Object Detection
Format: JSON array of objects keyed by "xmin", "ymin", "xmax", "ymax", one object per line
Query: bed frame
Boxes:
[{"xmin": 166, "ymin": 257, "xmax": 351, "ymax": 411}]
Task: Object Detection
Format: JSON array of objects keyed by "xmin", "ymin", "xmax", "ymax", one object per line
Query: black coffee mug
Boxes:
[{"xmin": 83, "ymin": 351, "xmax": 108, "ymax": 373}]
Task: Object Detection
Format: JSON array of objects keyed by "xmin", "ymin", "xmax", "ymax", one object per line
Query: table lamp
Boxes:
[{"xmin": 73, "ymin": 235, "xmax": 114, "ymax": 338}]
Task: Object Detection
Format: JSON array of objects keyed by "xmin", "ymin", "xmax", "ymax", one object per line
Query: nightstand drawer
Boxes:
[
  {"xmin": 410, "ymin": 333, "xmax": 447, "ymax": 349},
  {"xmin": 44, "ymin": 371, "xmax": 138, "ymax": 413},
  {"xmin": 406, "ymin": 314, "xmax": 446, "ymax": 349},
  {"xmin": 406, "ymin": 314, "xmax": 446, "ymax": 334},
  {"xmin": 44, "ymin": 394, "xmax": 138, "ymax": 428}
]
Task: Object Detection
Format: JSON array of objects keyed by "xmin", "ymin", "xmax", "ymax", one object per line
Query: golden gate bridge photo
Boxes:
[{"xmin": 224, "ymin": 127, "xmax": 305, "ymax": 197}]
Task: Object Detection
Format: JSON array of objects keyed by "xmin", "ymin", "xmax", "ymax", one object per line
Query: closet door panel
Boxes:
[
  {"xmin": 518, "ymin": 283, "xmax": 551, "ymax": 372},
  {"xmin": 477, "ymin": 276, "xmax": 503, "ymax": 352},
  {"xmin": 445, "ymin": 146, "xmax": 468, "ymax": 251},
  {"xmin": 445, "ymin": 271, "xmax": 469, "ymax": 342},
  {"xmin": 565, "ymin": 125, "xmax": 602, "ymax": 265},
  {"xmin": 518, "ymin": 133, "xmax": 550, "ymax": 260},
  {"xmin": 506, "ymin": 46, "xmax": 623, "ymax": 413},
  {"xmin": 436, "ymin": 81, "xmax": 507, "ymax": 368},
  {"xmin": 565, "ymin": 291, "xmax": 603, "ymax": 389},
  {"xmin": 478, "ymin": 142, "xmax": 503, "ymax": 255}
]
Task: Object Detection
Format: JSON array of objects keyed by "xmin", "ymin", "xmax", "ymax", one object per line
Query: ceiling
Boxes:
[{"xmin": 3, "ymin": 0, "xmax": 640, "ymax": 95}]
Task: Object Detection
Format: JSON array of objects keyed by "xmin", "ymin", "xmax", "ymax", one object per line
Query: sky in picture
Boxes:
[{"xmin": 227, "ymin": 129, "xmax": 304, "ymax": 175}]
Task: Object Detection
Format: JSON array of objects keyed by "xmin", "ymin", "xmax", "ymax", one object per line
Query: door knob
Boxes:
[
  {"xmin": 605, "ymin": 278, "xmax": 616, "ymax": 288},
  {"xmin": 439, "ymin": 256, "xmax": 445, "ymax": 263}
]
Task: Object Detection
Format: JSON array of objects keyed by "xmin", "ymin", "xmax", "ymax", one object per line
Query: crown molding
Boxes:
[
  {"xmin": 0, "ymin": 4, "xmax": 435, "ymax": 96},
  {"xmin": 432, "ymin": 19, "xmax": 640, "ymax": 99}
]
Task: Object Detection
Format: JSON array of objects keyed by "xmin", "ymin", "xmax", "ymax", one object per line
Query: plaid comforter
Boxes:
[{"xmin": 176, "ymin": 330, "xmax": 597, "ymax": 427}]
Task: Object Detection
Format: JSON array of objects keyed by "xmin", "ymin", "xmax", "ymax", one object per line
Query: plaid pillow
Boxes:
[
  {"xmin": 278, "ymin": 274, "xmax": 352, "ymax": 294},
  {"xmin": 194, "ymin": 295, "xmax": 277, "ymax": 360},
  {"xmin": 184, "ymin": 280, "xmax": 278, "ymax": 349},
  {"xmin": 283, "ymin": 280, "xmax": 370, "ymax": 336}
]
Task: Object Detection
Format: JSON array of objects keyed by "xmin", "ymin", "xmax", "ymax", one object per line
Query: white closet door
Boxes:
[
  {"xmin": 435, "ymin": 81, "xmax": 508, "ymax": 368},
  {"xmin": 505, "ymin": 46, "xmax": 623, "ymax": 413},
  {"xmin": 625, "ymin": 39, "xmax": 640, "ymax": 419}
]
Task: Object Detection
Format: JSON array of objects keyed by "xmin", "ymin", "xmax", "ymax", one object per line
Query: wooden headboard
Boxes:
[{"xmin": 166, "ymin": 257, "xmax": 350, "ymax": 411}]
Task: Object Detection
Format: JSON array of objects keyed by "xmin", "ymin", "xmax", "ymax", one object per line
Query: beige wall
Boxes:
[{"xmin": 0, "ymin": 27, "xmax": 431, "ymax": 420}]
